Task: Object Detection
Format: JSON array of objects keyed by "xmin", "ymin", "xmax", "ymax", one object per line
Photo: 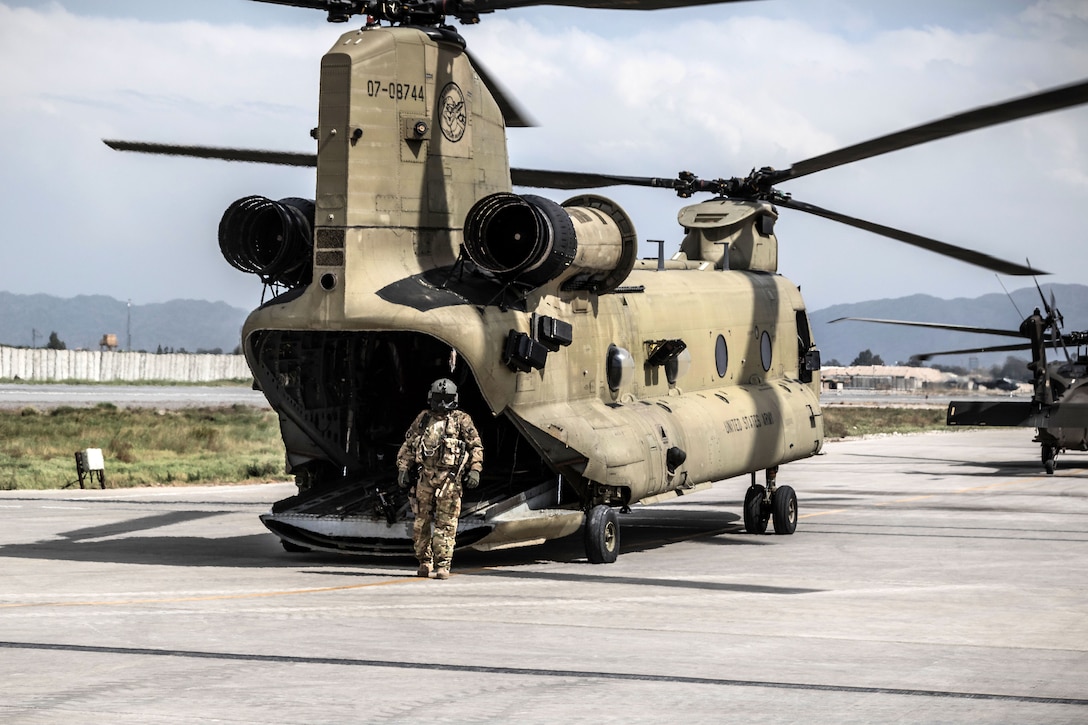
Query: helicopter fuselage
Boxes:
[{"xmin": 235, "ymin": 24, "xmax": 822, "ymax": 555}]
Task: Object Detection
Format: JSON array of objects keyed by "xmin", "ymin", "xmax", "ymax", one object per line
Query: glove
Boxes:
[
  {"xmin": 397, "ymin": 469, "xmax": 409, "ymax": 489},
  {"xmin": 465, "ymin": 470, "xmax": 480, "ymax": 489}
]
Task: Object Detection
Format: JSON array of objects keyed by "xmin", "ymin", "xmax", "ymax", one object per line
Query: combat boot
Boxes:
[
  {"xmin": 434, "ymin": 568, "xmax": 450, "ymax": 580},
  {"xmin": 416, "ymin": 562, "xmax": 432, "ymax": 578}
]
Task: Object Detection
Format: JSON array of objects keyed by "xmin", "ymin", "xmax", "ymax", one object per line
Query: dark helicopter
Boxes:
[{"xmin": 834, "ymin": 284, "xmax": 1088, "ymax": 474}]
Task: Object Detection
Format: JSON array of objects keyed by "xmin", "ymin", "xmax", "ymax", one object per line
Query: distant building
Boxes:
[{"xmin": 820, "ymin": 365, "xmax": 955, "ymax": 392}]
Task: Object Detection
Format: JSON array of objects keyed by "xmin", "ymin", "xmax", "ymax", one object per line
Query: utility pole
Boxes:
[
  {"xmin": 31, "ymin": 328, "xmax": 39, "ymax": 348},
  {"xmin": 127, "ymin": 299, "xmax": 132, "ymax": 352}
]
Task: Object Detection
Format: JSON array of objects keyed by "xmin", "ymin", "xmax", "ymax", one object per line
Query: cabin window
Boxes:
[
  {"xmin": 760, "ymin": 330, "xmax": 773, "ymax": 372},
  {"xmin": 715, "ymin": 334, "xmax": 728, "ymax": 378}
]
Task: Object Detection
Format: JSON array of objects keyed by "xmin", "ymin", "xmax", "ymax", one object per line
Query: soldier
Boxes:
[{"xmin": 396, "ymin": 378, "xmax": 483, "ymax": 580}]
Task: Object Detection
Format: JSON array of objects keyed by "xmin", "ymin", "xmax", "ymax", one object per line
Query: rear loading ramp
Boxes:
[{"xmin": 261, "ymin": 476, "xmax": 584, "ymax": 555}]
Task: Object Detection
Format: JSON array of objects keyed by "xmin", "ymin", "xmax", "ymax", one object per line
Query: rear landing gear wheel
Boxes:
[
  {"xmin": 584, "ymin": 505, "xmax": 620, "ymax": 564},
  {"xmin": 743, "ymin": 484, "xmax": 769, "ymax": 534},
  {"xmin": 1042, "ymin": 444, "xmax": 1057, "ymax": 475},
  {"xmin": 772, "ymin": 485, "xmax": 798, "ymax": 535}
]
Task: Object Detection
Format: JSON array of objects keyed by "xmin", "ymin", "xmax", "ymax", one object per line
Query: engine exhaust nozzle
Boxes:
[
  {"xmin": 219, "ymin": 196, "xmax": 314, "ymax": 288},
  {"xmin": 464, "ymin": 193, "xmax": 637, "ymax": 292}
]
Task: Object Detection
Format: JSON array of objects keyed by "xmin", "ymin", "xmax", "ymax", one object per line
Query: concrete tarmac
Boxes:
[
  {"xmin": 1, "ymin": 428, "xmax": 1086, "ymax": 724},
  {"xmin": 0, "ymin": 383, "xmax": 269, "ymax": 410}
]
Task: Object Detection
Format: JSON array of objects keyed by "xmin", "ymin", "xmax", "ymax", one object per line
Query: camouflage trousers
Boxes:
[{"xmin": 412, "ymin": 466, "xmax": 463, "ymax": 571}]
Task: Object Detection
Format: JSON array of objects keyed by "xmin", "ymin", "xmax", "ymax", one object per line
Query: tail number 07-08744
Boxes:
[{"xmin": 366, "ymin": 80, "xmax": 425, "ymax": 102}]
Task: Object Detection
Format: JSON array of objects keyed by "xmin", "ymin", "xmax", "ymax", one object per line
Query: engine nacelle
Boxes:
[
  {"xmin": 219, "ymin": 196, "xmax": 315, "ymax": 288},
  {"xmin": 463, "ymin": 193, "xmax": 637, "ymax": 293}
]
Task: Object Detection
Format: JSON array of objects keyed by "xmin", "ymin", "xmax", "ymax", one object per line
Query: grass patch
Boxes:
[
  {"xmin": 0, "ymin": 403, "xmax": 950, "ymax": 490},
  {"xmin": 823, "ymin": 406, "xmax": 947, "ymax": 439},
  {"xmin": 0, "ymin": 404, "xmax": 288, "ymax": 490}
]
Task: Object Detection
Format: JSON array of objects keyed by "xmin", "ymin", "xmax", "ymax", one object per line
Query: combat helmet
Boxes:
[{"xmin": 428, "ymin": 378, "xmax": 458, "ymax": 411}]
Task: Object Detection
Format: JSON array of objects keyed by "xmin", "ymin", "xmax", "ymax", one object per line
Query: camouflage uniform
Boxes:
[{"xmin": 396, "ymin": 409, "xmax": 483, "ymax": 575}]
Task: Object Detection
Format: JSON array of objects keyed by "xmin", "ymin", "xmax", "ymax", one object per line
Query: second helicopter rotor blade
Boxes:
[
  {"xmin": 776, "ymin": 196, "xmax": 1043, "ymax": 276},
  {"xmin": 830, "ymin": 317, "xmax": 1024, "ymax": 338},
  {"xmin": 773, "ymin": 78, "xmax": 1088, "ymax": 184},
  {"xmin": 913, "ymin": 339, "xmax": 1031, "ymax": 359}
]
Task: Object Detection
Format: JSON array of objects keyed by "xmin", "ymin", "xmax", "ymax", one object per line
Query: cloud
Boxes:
[
  {"xmin": 0, "ymin": 1, "xmax": 1085, "ymax": 313},
  {"xmin": 465, "ymin": 4, "xmax": 1087, "ymax": 308},
  {"xmin": 0, "ymin": 3, "xmax": 326, "ymax": 308}
]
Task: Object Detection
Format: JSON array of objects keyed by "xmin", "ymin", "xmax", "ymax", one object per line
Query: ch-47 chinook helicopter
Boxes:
[
  {"xmin": 105, "ymin": 0, "xmax": 1088, "ymax": 562},
  {"xmin": 834, "ymin": 283, "xmax": 1088, "ymax": 475}
]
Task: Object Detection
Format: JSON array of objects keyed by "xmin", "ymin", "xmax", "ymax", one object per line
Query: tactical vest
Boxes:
[{"xmin": 416, "ymin": 413, "xmax": 468, "ymax": 469}]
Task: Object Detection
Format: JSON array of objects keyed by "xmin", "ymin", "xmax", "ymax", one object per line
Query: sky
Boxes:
[{"xmin": 0, "ymin": 0, "xmax": 1085, "ymax": 314}]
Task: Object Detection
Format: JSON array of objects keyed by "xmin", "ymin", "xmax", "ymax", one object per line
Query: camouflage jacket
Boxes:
[{"xmin": 396, "ymin": 409, "xmax": 484, "ymax": 474}]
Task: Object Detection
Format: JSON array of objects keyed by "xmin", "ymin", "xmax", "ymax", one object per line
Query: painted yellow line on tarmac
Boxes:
[{"xmin": 0, "ymin": 574, "xmax": 440, "ymax": 609}]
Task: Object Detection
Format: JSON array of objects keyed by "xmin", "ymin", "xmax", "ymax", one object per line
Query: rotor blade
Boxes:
[
  {"xmin": 1050, "ymin": 290, "xmax": 1064, "ymax": 327},
  {"xmin": 465, "ymin": 51, "xmax": 536, "ymax": 128},
  {"xmin": 249, "ymin": 0, "xmax": 345, "ymax": 11},
  {"xmin": 912, "ymin": 342, "xmax": 1033, "ymax": 362},
  {"xmin": 996, "ymin": 274, "xmax": 1025, "ymax": 319},
  {"xmin": 774, "ymin": 78, "xmax": 1088, "ymax": 183},
  {"xmin": 104, "ymin": 140, "xmax": 316, "ymax": 167},
  {"xmin": 475, "ymin": 1, "xmax": 754, "ymax": 10},
  {"xmin": 776, "ymin": 196, "xmax": 1044, "ymax": 276},
  {"xmin": 511, "ymin": 168, "xmax": 679, "ymax": 190},
  {"xmin": 830, "ymin": 317, "xmax": 1023, "ymax": 338},
  {"xmin": 1032, "ymin": 270, "xmax": 1052, "ymax": 315},
  {"xmin": 249, "ymin": 0, "xmax": 755, "ymax": 17}
]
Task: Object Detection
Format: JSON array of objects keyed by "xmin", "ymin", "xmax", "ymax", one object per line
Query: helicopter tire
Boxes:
[
  {"xmin": 1042, "ymin": 444, "xmax": 1057, "ymax": 475},
  {"xmin": 771, "ymin": 485, "xmax": 798, "ymax": 535},
  {"xmin": 743, "ymin": 484, "xmax": 769, "ymax": 534},
  {"xmin": 280, "ymin": 539, "xmax": 311, "ymax": 553},
  {"xmin": 584, "ymin": 505, "xmax": 620, "ymax": 564}
]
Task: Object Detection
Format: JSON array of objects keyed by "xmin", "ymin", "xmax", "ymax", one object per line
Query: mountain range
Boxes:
[
  {"xmin": 2, "ymin": 283, "xmax": 1085, "ymax": 368},
  {"xmin": 810, "ymin": 283, "xmax": 1088, "ymax": 369},
  {"xmin": 0, "ymin": 292, "xmax": 249, "ymax": 353}
]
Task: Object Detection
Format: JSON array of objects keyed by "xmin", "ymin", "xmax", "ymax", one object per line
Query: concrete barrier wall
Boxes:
[{"xmin": 0, "ymin": 346, "xmax": 251, "ymax": 382}]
